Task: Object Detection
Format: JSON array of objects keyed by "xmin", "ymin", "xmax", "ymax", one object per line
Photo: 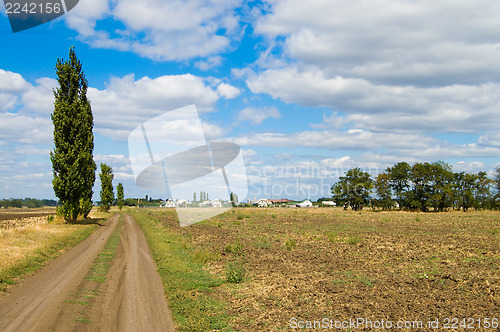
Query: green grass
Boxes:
[
  {"xmin": 226, "ymin": 261, "xmax": 245, "ymax": 283},
  {"xmin": 85, "ymin": 217, "xmax": 122, "ymax": 283},
  {"xmin": 192, "ymin": 247, "xmax": 220, "ymax": 263},
  {"xmin": 132, "ymin": 210, "xmax": 233, "ymax": 332},
  {"xmin": 285, "ymin": 238, "xmax": 297, "ymax": 250},
  {"xmin": 75, "ymin": 317, "xmax": 92, "ymax": 324},
  {"xmin": 225, "ymin": 240, "xmax": 244, "ymax": 256},
  {"xmin": 347, "ymin": 235, "xmax": 362, "ymax": 245},
  {"xmin": 0, "ymin": 221, "xmax": 100, "ymax": 292}
]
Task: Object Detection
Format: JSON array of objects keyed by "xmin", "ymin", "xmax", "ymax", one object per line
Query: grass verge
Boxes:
[
  {"xmin": 85, "ymin": 217, "xmax": 122, "ymax": 283},
  {"xmin": 0, "ymin": 220, "xmax": 101, "ymax": 292},
  {"xmin": 131, "ymin": 210, "xmax": 232, "ymax": 332}
]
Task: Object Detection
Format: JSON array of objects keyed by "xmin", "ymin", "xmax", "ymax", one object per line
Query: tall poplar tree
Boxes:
[
  {"xmin": 116, "ymin": 183, "xmax": 124, "ymax": 210},
  {"xmin": 51, "ymin": 47, "xmax": 96, "ymax": 222},
  {"xmin": 99, "ymin": 163, "xmax": 114, "ymax": 212}
]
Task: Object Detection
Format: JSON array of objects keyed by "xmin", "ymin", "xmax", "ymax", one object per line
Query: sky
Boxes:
[{"xmin": 1, "ymin": 0, "xmax": 499, "ymax": 202}]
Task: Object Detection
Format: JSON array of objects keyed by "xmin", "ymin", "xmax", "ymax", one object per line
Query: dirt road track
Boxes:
[{"xmin": 0, "ymin": 214, "xmax": 175, "ymax": 332}]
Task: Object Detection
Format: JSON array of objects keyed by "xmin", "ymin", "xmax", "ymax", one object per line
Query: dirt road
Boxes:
[{"xmin": 0, "ymin": 214, "xmax": 175, "ymax": 332}]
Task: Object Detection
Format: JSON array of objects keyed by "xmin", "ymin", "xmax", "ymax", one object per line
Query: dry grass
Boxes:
[
  {"xmin": 0, "ymin": 221, "xmax": 81, "ymax": 271},
  {"xmin": 0, "ymin": 208, "xmax": 101, "ymax": 291}
]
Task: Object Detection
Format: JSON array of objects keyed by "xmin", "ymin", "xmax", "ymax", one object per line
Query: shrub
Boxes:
[
  {"xmin": 226, "ymin": 261, "xmax": 245, "ymax": 283},
  {"xmin": 285, "ymin": 238, "xmax": 297, "ymax": 251},
  {"xmin": 326, "ymin": 232, "xmax": 339, "ymax": 243},
  {"xmin": 225, "ymin": 240, "xmax": 244, "ymax": 256},
  {"xmin": 192, "ymin": 248, "xmax": 219, "ymax": 263},
  {"xmin": 347, "ymin": 235, "xmax": 362, "ymax": 245}
]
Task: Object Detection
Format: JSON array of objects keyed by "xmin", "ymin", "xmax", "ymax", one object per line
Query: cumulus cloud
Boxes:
[
  {"xmin": 88, "ymin": 73, "xmax": 223, "ymax": 140},
  {"xmin": 65, "ymin": 0, "xmax": 244, "ymax": 61},
  {"xmin": 245, "ymin": 0, "xmax": 500, "ymax": 135},
  {"xmin": 236, "ymin": 107, "xmax": 281, "ymax": 125},
  {"xmin": 0, "ymin": 69, "xmax": 227, "ymax": 144},
  {"xmin": 195, "ymin": 56, "xmax": 224, "ymax": 71},
  {"xmin": 246, "ymin": 67, "xmax": 500, "ymax": 133},
  {"xmin": 21, "ymin": 78, "xmax": 58, "ymax": 114},
  {"xmin": 255, "ymin": 0, "xmax": 500, "ymax": 85},
  {"xmin": 0, "ymin": 69, "xmax": 30, "ymax": 112},
  {"xmin": 216, "ymin": 82, "xmax": 241, "ymax": 99},
  {"xmin": 234, "ymin": 128, "xmax": 435, "ymax": 151}
]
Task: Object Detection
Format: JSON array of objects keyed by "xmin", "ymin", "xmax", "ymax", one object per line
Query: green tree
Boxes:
[
  {"xmin": 453, "ymin": 172, "xmax": 477, "ymax": 212},
  {"xmin": 331, "ymin": 168, "xmax": 373, "ymax": 211},
  {"xmin": 408, "ymin": 162, "xmax": 433, "ymax": 212},
  {"xmin": 387, "ymin": 162, "xmax": 411, "ymax": 210},
  {"xmin": 230, "ymin": 192, "xmax": 238, "ymax": 207},
  {"xmin": 116, "ymin": 183, "xmax": 124, "ymax": 210},
  {"xmin": 494, "ymin": 167, "xmax": 500, "ymax": 209},
  {"xmin": 474, "ymin": 171, "xmax": 492, "ymax": 210},
  {"xmin": 99, "ymin": 163, "xmax": 114, "ymax": 212},
  {"xmin": 429, "ymin": 161, "xmax": 454, "ymax": 212},
  {"xmin": 374, "ymin": 172, "xmax": 394, "ymax": 210},
  {"xmin": 50, "ymin": 46, "xmax": 96, "ymax": 222}
]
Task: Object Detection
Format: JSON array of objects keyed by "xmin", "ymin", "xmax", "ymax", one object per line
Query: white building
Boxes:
[
  {"xmin": 211, "ymin": 200, "xmax": 222, "ymax": 208},
  {"xmin": 162, "ymin": 199, "xmax": 176, "ymax": 208},
  {"xmin": 176, "ymin": 199, "xmax": 188, "ymax": 207},
  {"xmin": 256, "ymin": 199, "xmax": 272, "ymax": 207},
  {"xmin": 296, "ymin": 200, "xmax": 313, "ymax": 208}
]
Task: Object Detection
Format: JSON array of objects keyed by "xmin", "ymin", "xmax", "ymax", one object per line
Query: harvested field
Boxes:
[
  {"xmin": 0, "ymin": 207, "xmax": 56, "ymax": 223},
  {"xmin": 140, "ymin": 208, "xmax": 500, "ymax": 331}
]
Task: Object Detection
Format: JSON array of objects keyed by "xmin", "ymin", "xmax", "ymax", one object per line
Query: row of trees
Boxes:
[
  {"xmin": 332, "ymin": 162, "xmax": 500, "ymax": 212},
  {"xmin": 193, "ymin": 191, "xmax": 210, "ymax": 202},
  {"xmin": 0, "ymin": 198, "xmax": 58, "ymax": 208}
]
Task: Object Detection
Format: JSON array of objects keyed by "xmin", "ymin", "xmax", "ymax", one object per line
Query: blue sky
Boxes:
[{"xmin": 1, "ymin": 0, "xmax": 499, "ymax": 201}]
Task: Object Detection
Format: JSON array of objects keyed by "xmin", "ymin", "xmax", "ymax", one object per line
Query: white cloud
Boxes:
[
  {"xmin": 255, "ymin": 0, "xmax": 500, "ymax": 85},
  {"xmin": 89, "ymin": 73, "xmax": 222, "ymax": 140},
  {"xmin": 65, "ymin": 0, "xmax": 244, "ymax": 61},
  {"xmin": 0, "ymin": 69, "xmax": 30, "ymax": 112},
  {"xmin": 0, "ymin": 113, "xmax": 52, "ymax": 144},
  {"xmin": 234, "ymin": 129, "xmax": 435, "ymax": 151},
  {"xmin": 216, "ymin": 82, "xmax": 241, "ymax": 99},
  {"xmin": 478, "ymin": 131, "xmax": 500, "ymax": 148},
  {"xmin": 247, "ymin": 67, "xmax": 500, "ymax": 133},
  {"xmin": 244, "ymin": 0, "xmax": 500, "ymax": 137},
  {"xmin": 195, "ymin": 56, "xmax": 224, "ymax": 71},
  {"xmin": 21, "ymin": 78, "xmax": 58, "ymax": 114},
  {"xmin": 236, "ymin": 107, "xmax": 281, "ymax": 125}
]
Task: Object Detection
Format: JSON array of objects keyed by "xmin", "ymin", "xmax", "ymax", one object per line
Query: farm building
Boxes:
[
  {"xmin": 296, "ymin": 200, "xmax": 313, "ymax": 208},
  {"xmin": 161, "ymin": 199, "xmax": 176, "ymax": 208}
]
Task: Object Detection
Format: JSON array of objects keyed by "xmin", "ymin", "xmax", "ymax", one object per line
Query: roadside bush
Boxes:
[
  {"xmin": 347, "ymin": 235, "xmax": 362, "ymax": 245},
  {"xmin": 326, "ymin": 232, "xmax": 339, "ymax": 243},
  {"xmin": 226, "ymin": 261, "xmax": 245, "ymax": 283},
  {"xmin": 285, "ymin": 238, "xmax": 297, "ymax": 251},
  {"xmin": 192, "ymin": 248, "xmax": 220, "ymax": 263},
  {"xmin": 225, "ymin": 240, "xmax": 244, "ymax": 256}
]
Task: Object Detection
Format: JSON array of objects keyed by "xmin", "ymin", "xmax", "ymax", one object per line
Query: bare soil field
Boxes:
[
  {"xmin": 0, "ymin": 207, "xmax": 56, "ymax": 219},
  {"xmin": 142, "ymin": 208, "xmax": 499, "ymax": 331},
  {"xmin": 0, "ymin": 207, "xmax": 56, "ymax": 227},
  {"xmin": 0, "ymin": 214, "xmax": 175, "ymax": 332}
]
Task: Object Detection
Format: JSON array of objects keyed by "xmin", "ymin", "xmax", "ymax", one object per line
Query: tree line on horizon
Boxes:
[{"xmin": 331, "ymin": 161, "xmax": 500, "ymax": 212}]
